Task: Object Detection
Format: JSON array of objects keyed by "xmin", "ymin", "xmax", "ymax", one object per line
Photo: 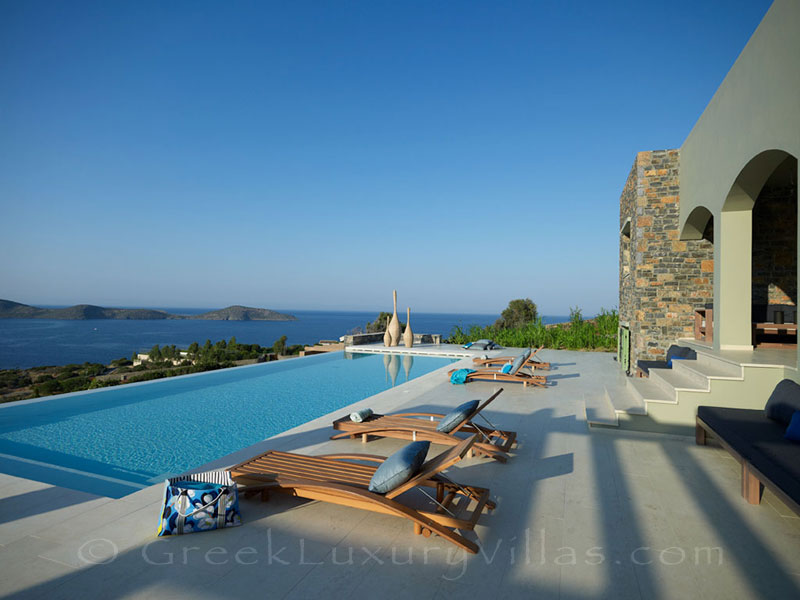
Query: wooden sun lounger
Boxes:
[
  {"xmin": 449, "ymin": 366, "xmax": 547, "ymax": 388},
  {"xmin": 330, "ymin": 389, "xmax": 515, "ymax": 462},
  {"xmin": 472, "ymin": 346, "xmax": 551, "ymax": 370},
  {"xmin": 229, "ymin": 436, "xmax": 494, "ymax": 554}
]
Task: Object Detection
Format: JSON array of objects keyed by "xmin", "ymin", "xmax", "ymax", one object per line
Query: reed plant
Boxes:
[{"xmin": 448, "ymin": 307, "xmax": 618, "ymax": 351}]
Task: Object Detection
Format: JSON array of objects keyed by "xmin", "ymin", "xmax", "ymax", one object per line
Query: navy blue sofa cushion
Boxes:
[
  {"xmin": 765, "ymin": 379, "xmax": 800, "ymax": 425},
  {"xmin": 786, "ymin": 412, "xmax": 800, "ymax": 443},
  {"xmin": 637, "ymin": 345, "xmax": 697, "ymax": 375}
]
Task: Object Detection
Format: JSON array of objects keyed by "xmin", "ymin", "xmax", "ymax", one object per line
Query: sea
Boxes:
[{"xmin": 0, "ymin": 309, "xmax": 570, "ymax": 370}]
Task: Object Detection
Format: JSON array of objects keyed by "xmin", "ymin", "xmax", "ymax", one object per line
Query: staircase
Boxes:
[{"xmin": 586, "ymin": 340, "xmax": 795, "ymax": 434}]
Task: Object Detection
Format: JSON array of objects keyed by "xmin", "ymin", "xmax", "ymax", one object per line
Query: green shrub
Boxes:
[{"xmin": 448, "ymin": 308, "xmax": 618, "ymax": 351}]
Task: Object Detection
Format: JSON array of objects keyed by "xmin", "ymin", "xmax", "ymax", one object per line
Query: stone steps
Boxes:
[
  {"xmin": 671, "ymin": 355, "xmax": 742, "ymax": 385},
  {"xmin": 648, "ymin": 365, "xmax": 708, "ymax": 397},
  {"xmin": 627, "ymin": 375, "xmax": 677, "ymax": 405},
  {"xmin": 584, "ymin": 388, "xmax": 618, "ymax": 427},
  {"xmin": 613, "ymin": 341, "xmax": 791, "ymax": 432},
  {"xmin": 592, "ymin": 342, "xmax": 755, "ymax": 429}
]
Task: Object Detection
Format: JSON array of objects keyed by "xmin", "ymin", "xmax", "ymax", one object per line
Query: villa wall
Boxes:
[{"xmin": 619, "ymin": 150, "xmax": 714, "ymax": 368}]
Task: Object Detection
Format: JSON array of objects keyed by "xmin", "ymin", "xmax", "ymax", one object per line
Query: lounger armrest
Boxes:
[{"xmin": 391, "ymin": 412, "xmax": 446, "ymax": 418}]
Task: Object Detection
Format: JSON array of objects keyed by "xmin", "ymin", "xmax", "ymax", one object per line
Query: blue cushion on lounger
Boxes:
[
  {"xmin": 368, "ymin": 441, "xmax": 430, "ymax": 494},
  {"xmin": 500, "ymin": 363, "xmax": 513, "ymax": 374},
  {"xmin": 785, "ymin": 411, "xmax": 800, "ymax": 443},
  {"xmin": 508, "ymin": 353, "xmax": 527, "ymax": 375},
  {"xmin": 436, "ymin": 400, "xmax": 480, "ymax": 433}
]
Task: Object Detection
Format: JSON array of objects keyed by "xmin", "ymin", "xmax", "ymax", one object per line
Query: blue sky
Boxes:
[{"xmin": 0, "ymin": 0, "xmax": 772, "ymax": 315}]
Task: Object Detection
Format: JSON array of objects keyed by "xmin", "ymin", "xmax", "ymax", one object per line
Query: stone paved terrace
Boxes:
[{"xmin": 1, "ymin": 350, "xmax": 799, "ymax": 599}]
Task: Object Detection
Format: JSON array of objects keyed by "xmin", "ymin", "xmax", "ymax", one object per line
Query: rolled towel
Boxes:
[{"xmin": 350, "ymin": 408, "xmax": 374, "ymax": 422}]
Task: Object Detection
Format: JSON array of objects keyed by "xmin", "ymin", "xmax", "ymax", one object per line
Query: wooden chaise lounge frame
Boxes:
[
  {"xmin": 228, "ymin": 435, "xmax": 494, "ymax": 554},
  {"xmin": 472, "ymin": 346, "xmax": 551, "ymax": 371},
  {"xmin": 449, "ymin": 363, "xmax": 547, "ymax": 389},
  {"xmin": 330, "ymin": 389, "xmax": 515, "ymax": 462}
]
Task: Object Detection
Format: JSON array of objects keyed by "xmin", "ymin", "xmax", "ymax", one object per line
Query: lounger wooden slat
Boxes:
[
  {"xmin": 331, "ymin": 389, "xmax": 515, "ymax": 462},
  {"xmin": 240, "ymin": 458, "xmax": 374, "ymax": 484},
  {"xmin": 229, "ymin": 435, "xmax": 494, "ymax": 553},
  {"xmin": 238, "ymin": 464, "xmax": 372, "ymax": 486}
]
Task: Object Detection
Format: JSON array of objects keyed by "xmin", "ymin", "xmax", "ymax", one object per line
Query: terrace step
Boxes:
[
  {"xmin": 627, "ymin": 376, "xmax": 676, "ymax": 405},
  {"xmin": 584, "ymin": 388, "xmax": 618, "ymax": 427},
  {"xmin": 648, "ymin": 366, "xmax": 707, "ymax": 397},
  {"xmin": 671, "ymin": 357, "xmax": 742, "ymax": 386},
  {"xmin": 606, "ymin": 383, "xmax": 647, "ymax": 416}
]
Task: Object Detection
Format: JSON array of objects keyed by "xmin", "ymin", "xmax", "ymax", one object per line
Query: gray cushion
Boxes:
[
  {"xmin": 764, "ymin": 379, "xmax": 800, "ymax": 424},
  {"xmin": 368, "ymin": 441, "xmax": 430, "ymax": 494},
  {"xmin": 508, "ymin": 352, "xmax": 527, "ymax": 375},
  {"xmin": 522, "ymin": 348, "xmax": 532, "ymax": 362},
  {"xmin": 436, "ymin": 400, "xmax": 480, "ymax": 433},
  {"xmin": 470, "ymin": 339, "xmax": 493, "ymax": 350}
]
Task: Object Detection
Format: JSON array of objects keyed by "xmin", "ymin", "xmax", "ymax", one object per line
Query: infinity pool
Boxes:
[{"xmin": 0, "ymin": 352, "xmax": 455, "ymax": 497}]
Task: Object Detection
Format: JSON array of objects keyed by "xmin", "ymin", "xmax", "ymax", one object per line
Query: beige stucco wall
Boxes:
[
  {"xmin": 679, "ymin": 0, "xmax": 800, "ymax": 356},
  {"xmin": 680, "ymin": 0, "xmax": 800, "ymax": 222}
]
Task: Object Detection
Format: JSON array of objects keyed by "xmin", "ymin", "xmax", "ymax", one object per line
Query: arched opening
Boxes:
[
  {"xmin": 682, "ymin": 206, "xmax": 714, "ymax": 241},
  {"xmin": 717, "ymin": 150, "xmax": 798, "ymax": 353},
  {"xmin": 752, "ymin": 156, "xmax": 798, "ymax": 345}
]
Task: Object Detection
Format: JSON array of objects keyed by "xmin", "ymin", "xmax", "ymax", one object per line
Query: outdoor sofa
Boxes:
[{"xmin": 695, "ymin": 379, "xmax": 800, "ymax": 514}]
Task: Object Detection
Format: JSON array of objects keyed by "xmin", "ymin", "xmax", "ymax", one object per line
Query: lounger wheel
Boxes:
[{"xmin": 413, "ymin": 523, "xmax": 432, "ymax": 537}]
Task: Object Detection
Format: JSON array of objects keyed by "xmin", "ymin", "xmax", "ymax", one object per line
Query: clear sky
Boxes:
[{"xmin": 0, "ymin": 0, "xmax": 773, "ymax": 315}]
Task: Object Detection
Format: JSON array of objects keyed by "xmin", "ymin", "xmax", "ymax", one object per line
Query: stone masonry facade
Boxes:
[{"xmin": 619, "ymin": 150, "xmax": 714, "ymax": 369}]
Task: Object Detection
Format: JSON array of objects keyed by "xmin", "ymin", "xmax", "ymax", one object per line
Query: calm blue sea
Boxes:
[{"xmin": 0, "ymin": 309, "xmax": 569, "ymax": 370}]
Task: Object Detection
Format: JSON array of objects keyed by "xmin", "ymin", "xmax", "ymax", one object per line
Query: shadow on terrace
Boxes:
[{"xmin": 7, "ymin": 401, "xmax": 800, "ymax": 599}]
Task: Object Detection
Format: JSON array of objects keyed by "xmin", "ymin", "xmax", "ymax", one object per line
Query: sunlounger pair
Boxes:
[{"xmin": 228, "ymin": 389, "xmax": 514, "ymax": 553}]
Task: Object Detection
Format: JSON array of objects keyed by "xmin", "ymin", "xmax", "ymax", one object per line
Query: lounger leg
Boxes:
[
  {"xmin": 361, "ymin": 433, "xmax": 369, "ymax": 443},
  {"xmin": 742, "ymin": 462, "xmax": 763, "ymax": 505},
  {"xmin": 695, "ymin": 424, "xmax": 706, "ymax": 445}
]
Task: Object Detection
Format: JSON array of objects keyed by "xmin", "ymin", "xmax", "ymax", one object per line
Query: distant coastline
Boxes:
[{"xmin": 0, "ymin": 299, "xmax": 296, "ymax": 322}]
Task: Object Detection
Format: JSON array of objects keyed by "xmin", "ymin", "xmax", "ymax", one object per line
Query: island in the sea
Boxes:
[{"xmin": 0, "ymin": 299, "xmax": 297, "ymax": 321}]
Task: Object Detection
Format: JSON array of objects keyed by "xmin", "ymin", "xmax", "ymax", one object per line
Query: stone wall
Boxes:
[
  {"xmin": 618, "ymin": 150, "xmax": 714, "ymax": 369},
  {"xmin": 752, "ymin": 183, "xmax": 797, "ymax": 307}
]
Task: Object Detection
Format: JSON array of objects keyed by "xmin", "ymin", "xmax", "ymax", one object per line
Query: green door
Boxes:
[{"xmin": 618, "ymin": 326, "xmax": 630, "ymax": 373}]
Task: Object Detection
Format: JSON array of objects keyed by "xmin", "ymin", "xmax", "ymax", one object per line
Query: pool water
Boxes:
[{"xmin": 0, "ymin": 352, "xmax": 455, "ymax": 498}]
